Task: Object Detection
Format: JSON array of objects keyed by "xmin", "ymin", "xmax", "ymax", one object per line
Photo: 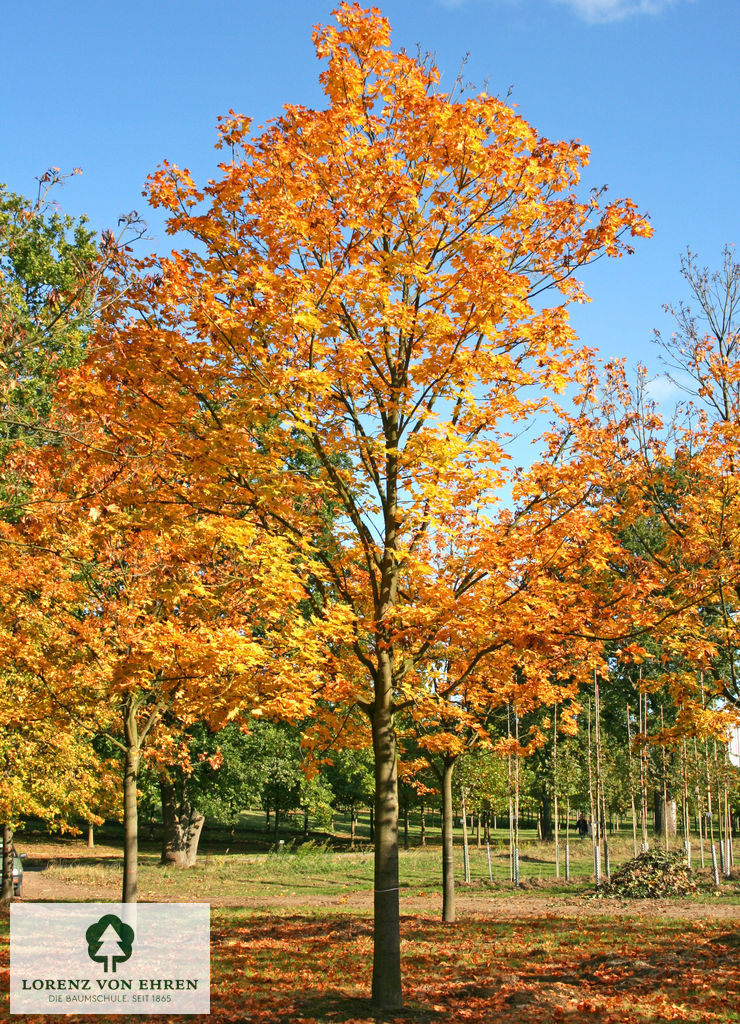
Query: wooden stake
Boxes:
[
  {"xmin": 627, "ymin": 703, "xmax": 638, "ymax": 857},
  {"xmin": 724, "ymin": 742, "xmax": 734, "ymax": 870},
  {"xmin": 565, "ymin": 791, "xmax": 571, "ymax": 883},
  {"xmin": 681, "ymin": 732, "xmax": 691, "ymax": 867},
  {"xmin": 638, "ymin": 679, "xmax": 649, "ymax": 853},
  {"xmin": 588, "ymin": 696, "xmax": 600, "ymax": 886},
  {"xmin": 693, "ymin": 735, "xmax": 705, "ymax": 868},
  {"xmin": 661, "ymin": 705, "xmax": 669, "ymax": 852},
  {"xmin": 553, "ymin": 703, "xmax": 560, "ymax": 880},
  {"xmin": 507, "ymin": 704, "xmax": 514, "ymax": 884},
  {"xmin": 595, "ymin": 674, "xmax": 609, "ymax": 879},
  {"xmin": 701, "ymin": 676, "xmax": 720, "ymax": 882},
  {"xmin": 713, "ymin": 738, "xmax": 728, "ymax": 877},
  {"xmin": 461, "ymin": 787, "xmax": 470, "ymax": 884},
  {"xmin": 514, "ymin": 711, "xmax": 520, "ymax": 888}
]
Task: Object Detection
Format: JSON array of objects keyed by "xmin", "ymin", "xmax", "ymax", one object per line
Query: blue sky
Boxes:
[{"xmin": 2, "ymin": 0, "xmax": 737, "ymax": 391}]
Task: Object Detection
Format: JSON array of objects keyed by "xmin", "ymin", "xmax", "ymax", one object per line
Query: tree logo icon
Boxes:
[{"xmin": 85, "ymin": 914, "xmax": 135, "ymax": 973}]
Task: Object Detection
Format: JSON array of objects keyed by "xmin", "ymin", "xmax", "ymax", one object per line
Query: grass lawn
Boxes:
[
  {"xmin": 2, "ymin": 828, "xmax": 739, "ymax": 1022},
  {"xmin": 19, "ymin": 827, "xmax": 740, "ymax": 902}
]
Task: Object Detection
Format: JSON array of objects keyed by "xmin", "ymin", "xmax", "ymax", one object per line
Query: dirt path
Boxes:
[{"xmin": 20, "ymin": 865, "xmax": 740, "ymax": 920}]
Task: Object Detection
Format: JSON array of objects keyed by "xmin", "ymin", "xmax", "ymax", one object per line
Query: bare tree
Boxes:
[{"xmin": 654, "ymin": 246, "xmax": 739, "ymax": 424}]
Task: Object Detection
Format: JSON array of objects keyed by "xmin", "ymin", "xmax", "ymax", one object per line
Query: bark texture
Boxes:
[
  {"xmin": 370, "ymin": 693, "xmax": 402, "ymax": 1010},
  {"xmin": 160, "ymin": 775, "xmax": 206, "ymax": 868},
  {"xmin": 441, "ymin": 758, "xmax": 456, "ymax": 923},
  {"xmin": 122, "ymin": 741, "xmax": 139, "ymax": 903},
  {"xmin": 1, "ymin": 824, "xmax": 14, "ymax": 902}
]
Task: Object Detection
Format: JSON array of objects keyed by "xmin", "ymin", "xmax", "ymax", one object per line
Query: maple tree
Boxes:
[
  {"xmin": 0, "ymin": 174, "xmax": 132, "ymax": 896},
  {"xmin": 0, "ymin": 718, "xmax": 117, "ymax": 903},
  {"xmin": 0, "ymin": 512, "xmax": 126, "ymax": 900},
  {"xmin": 395, "ymin": 410, "xmax": 674, "ymax": 917},
  {"xmin": 585, "ymin": 252, "xmax": 740, "ymax": 729},
  {"xmin": 58, "ymin": 3, "xmax": 652, "ymax": 1006},
  {"xmin": 532, "ymin": 250, "xmax": 740, "ymax": 868},
  {"xmin": 0, "ymin": 182, "xmax": 347, "ymax": 901},
  {"xmin": 652, "ymin": 250, "xmax": 740, "ymax": 712},
  {"xmin": 0, "ymin": 460, "xmax": 343, "ymax": 900}
]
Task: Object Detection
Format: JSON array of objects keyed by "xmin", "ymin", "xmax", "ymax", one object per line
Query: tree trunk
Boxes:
[
  {"xmin": 159, "ymin": 775, "xmax": 206, "ymax": 868},
  {"xmin": 369, "ymin": 804, "xmax": 374, "ymax": 843},
  {"xmin": 654, "ymin": 791, "xmax": 677, "ymax": 838},
  {"xmin": 420, "ymin": 804, "xmax": 426, "ymax": 847},
  {"xmin": 370, "ymin": 696, "xmax": 401, "ymax": 1010},
  {"xmin": 441, "ymin": 758, "xmax": 455, "ymax": 923},
  {"xmin": 121, "ymin": 694, "xmax": 164, "ymax": 903},
  {"xmin": 122, "ymin": 738, "xmax": 139, "ymax": 904},
  {"xmin": 461, "ymin": 788, "xmax": 470, "ymax": 884},
  {"xmin": 88, "ymin": 823, "xmax": 95, "ymax": 849},
  {"xmin": 540, "ymin": 793, "xmax": 553, "ymax": 842},
  {"xmin": 1, "ymin": 824, "xmax": 14, "ymax": 902},
  {"xmin": 370, "ymin": 419, "xmax": 403, "ymax": 1012}
]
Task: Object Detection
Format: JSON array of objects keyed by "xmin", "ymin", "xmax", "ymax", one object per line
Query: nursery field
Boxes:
[
  {"xmin": 9, "ymin": 830, "xmax": 740, "ymax": 905},
  {"xmin": 2, "ymin": 833, "xmax": 739, "ymax": 1023}
]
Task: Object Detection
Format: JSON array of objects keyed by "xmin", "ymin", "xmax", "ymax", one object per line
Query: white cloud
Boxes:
[
  {"xmin": 555, "ymin": 0, "xmax": 682, "ymax": 23},
  {"xmin": 436, "ymin": 0, "xmax": 692, "ymax": 23},
  {"xmin": 644, "ymin": 373, "xmax": 684, "ymax": 403}
]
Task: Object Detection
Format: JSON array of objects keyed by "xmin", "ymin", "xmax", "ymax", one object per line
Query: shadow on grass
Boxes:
[
  {"xmin": 253, "ymin": 993, "xmax": 445, "ymax": 1024},
  {"xmin": 205, "ymin": 911, "xmax": 740, "ymax": 1023},
  {"xmin": 1, "ymin": 909, "xmax": 739, "ymax": 1022},
  {"xmin": 18, "ymin": 857, "xmax": 123, "ymax": 876}
]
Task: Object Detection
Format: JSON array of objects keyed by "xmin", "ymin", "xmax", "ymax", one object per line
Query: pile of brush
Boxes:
[{"xmin": 592, "ymin": 850, "xmax": 697, "ymax": 898}]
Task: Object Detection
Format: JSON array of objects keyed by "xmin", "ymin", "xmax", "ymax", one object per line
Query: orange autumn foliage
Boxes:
[{"xmin": 37, "ymin": 3, "xmax": 652, "ymax": 1007}]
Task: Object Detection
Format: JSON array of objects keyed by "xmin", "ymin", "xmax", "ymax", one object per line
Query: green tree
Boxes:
[
  {"xmin": 0, "ymin": 170, "xmax": 142, "ymax": 474},
  {"xmin": 324, "ymin": 747, "xmax": 374, "ymax": 846},
  {"xmin": 0, "ymin": 173, "xmax": 127, "ymax": 897}
]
